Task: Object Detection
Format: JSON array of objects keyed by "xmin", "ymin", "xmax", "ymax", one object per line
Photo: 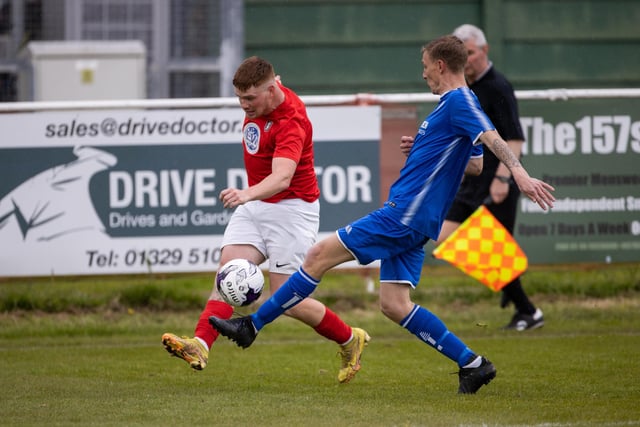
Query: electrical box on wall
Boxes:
[{"xmin": 18, "ymin": 40, "xmax": 146, "ymax": 101}]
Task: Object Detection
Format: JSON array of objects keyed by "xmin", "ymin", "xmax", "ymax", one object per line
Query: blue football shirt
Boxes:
[{"xmin": 385, "ymin": 87, "xmax": 492, "ymax": 239}]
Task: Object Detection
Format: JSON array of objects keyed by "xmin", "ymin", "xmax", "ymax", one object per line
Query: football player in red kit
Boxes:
[{"xmin": 162, "ymin": 56, "xmax": 369, "ymax": 383}]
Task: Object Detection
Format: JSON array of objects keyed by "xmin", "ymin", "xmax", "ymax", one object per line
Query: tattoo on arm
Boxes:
[{"xmin": 490, "ymin": 138, "xmax": 521, "ymax": 169}]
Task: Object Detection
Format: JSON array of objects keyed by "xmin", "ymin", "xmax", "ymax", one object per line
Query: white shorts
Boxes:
[{"xmin": 221, "ymin": 199, "xmax": 319, "ymax": 274}]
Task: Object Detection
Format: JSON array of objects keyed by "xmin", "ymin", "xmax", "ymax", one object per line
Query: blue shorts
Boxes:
[{"xmin": 336, "ymin": 206, "xmax": 429, "ymax": 287}]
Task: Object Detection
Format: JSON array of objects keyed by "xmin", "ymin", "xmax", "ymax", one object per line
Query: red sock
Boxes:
[
  {"xmin": 313, "ymin": 307, "xmax": 352, "ymax": 345},
  {"xmin": 194, "ymin": 300, "xmax": 234, "ymax": 349}
]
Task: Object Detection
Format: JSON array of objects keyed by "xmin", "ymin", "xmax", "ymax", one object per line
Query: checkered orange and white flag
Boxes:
[{"xmin": 432, "ymin": 205, "xmax": 528, "ymax": 291}]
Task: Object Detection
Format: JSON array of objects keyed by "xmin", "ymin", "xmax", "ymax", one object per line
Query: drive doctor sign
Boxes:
[{"xmin": 0, "ymin": 106, "xmax": 381, "ymax": 276}]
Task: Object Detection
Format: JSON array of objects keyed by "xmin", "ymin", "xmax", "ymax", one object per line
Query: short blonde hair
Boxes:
[{"xmin": 422, "ymin": 35, "xmax": 468, "ymax": 74}]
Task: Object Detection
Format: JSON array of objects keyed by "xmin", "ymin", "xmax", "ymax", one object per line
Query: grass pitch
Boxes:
[{"xmin": 1, "ymin": 264, "xmax": 639, "ymax": 426}]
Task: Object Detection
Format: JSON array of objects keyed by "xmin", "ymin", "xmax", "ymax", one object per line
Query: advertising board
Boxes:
[{"xmin": 0, "ymin": 106, "xmax": 381, "ymax": 276}]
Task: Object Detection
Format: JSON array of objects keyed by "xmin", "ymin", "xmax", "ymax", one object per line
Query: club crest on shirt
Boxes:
[
  {"xmin": 243, "ymin": 123, "xmax": 260, "ymax": 154},
  {"xmin": 418, "ymin": 120, "xmax": 428, "ymax": 135}
]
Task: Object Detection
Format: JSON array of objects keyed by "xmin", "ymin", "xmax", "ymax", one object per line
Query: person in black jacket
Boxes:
[{"xmin": 436, "ymin": 24, "xmax": 544, "ymax": 331}]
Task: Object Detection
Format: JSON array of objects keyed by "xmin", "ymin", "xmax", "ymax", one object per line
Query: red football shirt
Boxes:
[{"xmin": 241, "ymin": 84, "xmax": 320, "ymax": 203}]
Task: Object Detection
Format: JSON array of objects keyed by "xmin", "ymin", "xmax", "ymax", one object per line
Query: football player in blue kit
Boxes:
[{"xmin": 210, "ymin": 35, "xmax": 555, "ymax": 394}]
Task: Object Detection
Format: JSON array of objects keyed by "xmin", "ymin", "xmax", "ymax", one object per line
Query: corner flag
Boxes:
[{"xmin": 432, "ymin": 205, "xmax": 528, "ymax": 291}]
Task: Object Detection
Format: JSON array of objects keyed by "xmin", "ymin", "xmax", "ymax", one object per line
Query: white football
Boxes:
[{"xmin": 216, "ymin": 258, "xmax": 264, "ymax": 307}]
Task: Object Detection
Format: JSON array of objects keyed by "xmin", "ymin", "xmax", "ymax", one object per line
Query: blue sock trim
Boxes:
[
  {"xmin": 400, "ymin": 304, "xmax": 420, "ymax": 328},
  {"xmin": 298, "ymin": 267, "xmax": 320, "ymax": 286}
]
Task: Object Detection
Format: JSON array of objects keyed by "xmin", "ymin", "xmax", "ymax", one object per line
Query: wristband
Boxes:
[{"xmin": 494, "ymin": 175, "xmax": 511, "ymax": 183}]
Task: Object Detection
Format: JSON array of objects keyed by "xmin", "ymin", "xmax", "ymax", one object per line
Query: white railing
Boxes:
[{"xmin": 1, "ymin": 88, "xmax": 639, "ymax": 113}]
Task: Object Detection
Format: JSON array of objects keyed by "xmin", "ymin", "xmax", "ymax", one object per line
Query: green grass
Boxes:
[{"xmin": 1, "ymin": 263, "xmax": 640, "ymax": 426}]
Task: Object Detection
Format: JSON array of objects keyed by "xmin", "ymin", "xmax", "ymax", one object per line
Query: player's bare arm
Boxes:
[
  {"xmin": 489, "ymin": 139, "xmax": 523, "ymax": 203},
  {"xmin": 494, "ymin": 139, "xmax": 523, "ymax": 179},
  {"xmin": 465, "ymin": 157, "xmax": 483, "ymax": 176},
  {"xmin": 220, "ymin": 157, "xmax": 297, "ymax": 208},
  {"xmin": 480, "ymin": 130, "xmax": 555, "ymax": 210}
]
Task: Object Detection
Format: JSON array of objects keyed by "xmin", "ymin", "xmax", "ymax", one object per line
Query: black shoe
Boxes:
[
  {"xmin": 209, "ymin": 316, "xmax": 257, "ymax": 348},
  {"xmin": 458, "ymin": 356, "xmax": 497, "ymax": 394},
  {"xmin": 502, "ymin": 308, "xmax": 544, "ymax": 331}
]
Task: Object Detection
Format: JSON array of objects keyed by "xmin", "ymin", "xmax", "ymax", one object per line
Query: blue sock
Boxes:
[
  {"xmin": 401, "ymin": 304, "xmax": 475, "ymax": 367},
  {"xmin": 250, "ymin": 268, "xmax": 319, "ymax": 331}
]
